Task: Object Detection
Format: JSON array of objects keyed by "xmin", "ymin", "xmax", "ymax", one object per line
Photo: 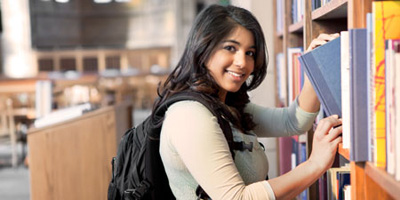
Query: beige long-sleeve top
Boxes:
[{"xmin": 160, "ymin": 99, "xmax": 318, "ymax": 200}]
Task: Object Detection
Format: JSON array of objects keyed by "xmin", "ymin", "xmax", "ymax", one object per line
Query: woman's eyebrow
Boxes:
[
  {"xmin": 222, "ymin": 39, "xmax": 240, "ymax": 45},
  {"xmin": 222, "ymin": 40, "xmax": 256, "ymax": 49}
]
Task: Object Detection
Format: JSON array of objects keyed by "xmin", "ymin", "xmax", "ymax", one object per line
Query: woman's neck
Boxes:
[{"xmin": 218, "ymin": 90, "xmax": 227, "ymax": 103}]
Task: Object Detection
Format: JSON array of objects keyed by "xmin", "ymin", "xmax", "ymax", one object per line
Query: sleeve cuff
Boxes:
[
  {"xmin": 288, "ymin": 97, "xmax": 319, "ymax": 133},
  {"xmin": 293, "ymin": 97, "xmax": 320, "ymax": 116},
  {"xmin": 263, "ymin": 181, "xmax": 276, "ymax": 200}
]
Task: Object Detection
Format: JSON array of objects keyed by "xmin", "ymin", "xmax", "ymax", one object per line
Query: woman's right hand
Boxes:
[{"xmin": 308, "ymin": 115, "xmax": 343, "ymax": 172}]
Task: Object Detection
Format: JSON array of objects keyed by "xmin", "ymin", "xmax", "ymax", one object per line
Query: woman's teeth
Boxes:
[{"xmin": 228, "ymin": 71, "xmax": 243, "ymax": 77}]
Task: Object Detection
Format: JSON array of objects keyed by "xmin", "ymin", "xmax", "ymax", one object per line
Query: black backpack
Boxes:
[{"xmin": 107, "ymin": 92, "xmax": 253, "ymax": 200}]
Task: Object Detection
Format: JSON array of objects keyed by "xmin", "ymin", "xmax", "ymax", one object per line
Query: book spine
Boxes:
[{"xmin": 349, "ymin": 29, "xmax": 369, "ymax": 162}]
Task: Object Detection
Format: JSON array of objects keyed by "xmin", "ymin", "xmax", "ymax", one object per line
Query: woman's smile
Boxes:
[{"xmin": 227, "ymin": 70, "xmax": 245, "ymax": 81}]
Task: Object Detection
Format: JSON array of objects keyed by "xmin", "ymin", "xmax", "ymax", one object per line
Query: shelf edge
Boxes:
[{"xmin": 365, "ymin": 161, "xmax": 400, "ymax": 199}]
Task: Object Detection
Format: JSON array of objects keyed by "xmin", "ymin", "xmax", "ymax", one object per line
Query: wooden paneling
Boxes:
[
  {"xmin": 348, "ymin": 0, "xmax": 372, "ymax": 29},
  {"xmin": 351, "ymin": 162, "xmax": 366, "ymax": 200},
  {"xmin": 28, "ymin": 103, "xmax": 132, "ymax": 200}
]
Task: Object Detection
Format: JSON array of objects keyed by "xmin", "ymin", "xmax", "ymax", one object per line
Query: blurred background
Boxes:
[{"xmin": 0, "ymin": 0, "xmax": 276, "ymax": 199}]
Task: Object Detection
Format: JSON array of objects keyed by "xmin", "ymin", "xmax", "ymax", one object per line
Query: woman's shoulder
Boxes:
[{"xmin": 165, "ymin": 100, "xmax": 215, "ymax": 119}]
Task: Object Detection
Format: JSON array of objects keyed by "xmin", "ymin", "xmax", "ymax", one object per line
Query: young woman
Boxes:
[{"xmin": 155, "ymin": 4, "xmax": 342, "ymax": 200}]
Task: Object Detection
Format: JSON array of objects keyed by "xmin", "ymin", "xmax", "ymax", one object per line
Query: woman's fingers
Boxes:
[
  {"xmin": 314, "ymin": 115, "xmax": 342, "ymax": 136},
  {"xmin": 327, "ymin": 125, "xmax": 343, "ymax": 142},
  {"xmin": 317, "ymin": 33, "xmax": 339, "ymax": 41},
  {"xmin": 306, "ymin": 33, "xmax": 340, "ymax": 52}
]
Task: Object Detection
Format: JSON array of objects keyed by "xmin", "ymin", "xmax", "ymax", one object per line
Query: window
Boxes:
[
  {"xmin": 38, "ymin": 59, "xmax": 54, "ymax": 72},
  {"xmin": 60, "ymin": 58, "xmax": 76, "ymax": 71}
]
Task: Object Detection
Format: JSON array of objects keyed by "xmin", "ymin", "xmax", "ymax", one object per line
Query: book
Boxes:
[
  {"xmin": 278, "ymin": 137, "xmax": 293, "ymax": 175},
  {"xmin": 386, "ymin": 39, "xmax": 400, "ymax": 175},
  {"xmin": 366, "ymin": 12, "xmax": 375, "ymax": 165},
  {"xmin": 343, "ymin": 185, "xmax": 351, "ymax": 200},
  {"xmin": 287, "ymin": 47, "xmax": 303, "ymax": 103},
  {"xmin": 336, "ymin": 171, "xmax": 350, "ymax": 200},
  {"xmin": 298, "ymin": 37, "xmax": 342, "ymax": 117},
  {"xmin": 291, "ymin": 136, "xmax": 299, "ymax": 170},
  {"xmin": 299, "ymin": 140, "xmax": 308, "ymax": 200},
  {"xmin": 319, "ymin": 172, "xmax": 328, "ymax": 200},
  {"xmin": 394, "ymin": 41, "xmax": 400, "ymax": 181},
  {"xmin": 340, "ymin": 31, "xmax": 350, "ymax": 149},
  {"xmin": 372, "ymin": 1, "xmax": 400, "ymax": 168},
  {"xmin": 326, "ymin": 167, "xmax": 350, "ymax": 200},
  {"xmin": 349, "ymin": 29, "xmax": 369, "ymax": 162},
  {"xmin": 276, "ymin": 53, "xmax": 287, "ymax": 106}
]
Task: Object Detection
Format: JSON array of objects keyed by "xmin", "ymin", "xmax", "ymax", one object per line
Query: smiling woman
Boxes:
[
  {"xmin": 151, "ymin": 4, "xmax": 342, "ymax": 200},
  {"xmin": 205, "ymin": 26, "xmax": 255, "ymax": 102}
]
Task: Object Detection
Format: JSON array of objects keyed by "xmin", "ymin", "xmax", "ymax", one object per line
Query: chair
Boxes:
[{"xmin": 0, "ymin": 97, "xmax": 18, "ymax": 167}]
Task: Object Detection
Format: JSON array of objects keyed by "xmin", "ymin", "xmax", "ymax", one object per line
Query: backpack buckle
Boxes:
[
  {"xmin": 233, "ymin": 141, "xmax": 253, "ymax": 152},
  {"xmin": 124, "ymin": 180, "xmax": 151, "ymax": 200}
]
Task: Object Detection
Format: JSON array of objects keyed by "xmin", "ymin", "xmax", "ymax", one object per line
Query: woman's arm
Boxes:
[
  {"xmin": 247, "ymin": 101, "xmax": 318, "ymax": 137},
  {"xmin": 268, "ymin": 115, "xmax": 342, "ymax": 200},
  {"xmin": 297, "ymin": 33, "xmax": 339, "ymax": 113}
]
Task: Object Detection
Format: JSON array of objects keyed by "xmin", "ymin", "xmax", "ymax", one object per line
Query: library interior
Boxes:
[{"xmin": 0, "ymin": 0, "xmax": 399, "ymax": 200}]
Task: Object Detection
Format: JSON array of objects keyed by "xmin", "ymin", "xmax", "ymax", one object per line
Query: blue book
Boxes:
[
  {"xmin": 349, "ymin": 29, "xmax": 369, "ymax": 162},
  {"xmin": 298, "ymin": 37, "xmax": 342, "ymax": 117},
  {"xmin": 337, "ymin": 171, "xmax": 350, "ymax": 200}
]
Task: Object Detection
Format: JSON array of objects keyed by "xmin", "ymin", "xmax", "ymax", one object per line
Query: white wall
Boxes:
[{"xmin": 231, "ymin": 0, "xmax": 279, "ymax": 179}]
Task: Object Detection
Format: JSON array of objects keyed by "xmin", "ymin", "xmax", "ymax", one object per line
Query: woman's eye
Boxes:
[
  {"xmin": 224, "ymin": 46, "xmax": 236, "ymax": 52},
  {"xmin": 246, "ymin": 51, "xmax": 255, "ymax": 57}
]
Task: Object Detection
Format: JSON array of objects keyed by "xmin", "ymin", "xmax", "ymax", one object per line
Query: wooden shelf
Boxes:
[
  {"xmin": 288, "ymin": 20, "xmax": 304, "ymax": 33},
  {"xmin": 312, "ymin": 0, "xmax": 348, "ymax": 20},
  {"xmin": 365, "ymin": 162, "xmax": 400, "ymax": 199},
  {"xmin": 338, "ymin": 143, "xmax": 350, "ymax": 160}
]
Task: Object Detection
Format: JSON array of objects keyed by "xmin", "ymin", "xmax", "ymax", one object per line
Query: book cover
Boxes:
[
  {"xmin": 372, "ymin": 1, "xmax": 400, "ymax": 168},
  {"xmin": 340, "ymin": 31, "xmax": 350, "ymax": 149},
  {"xmin": 298, "ymin": 37, "xmax": 342, "ymax": 117},
  {"xmin": 349, "ymin": 29, "xmax": 369, "ymax": 162}
]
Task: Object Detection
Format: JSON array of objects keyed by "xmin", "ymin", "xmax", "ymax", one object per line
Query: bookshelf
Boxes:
[{"xmin": 273, "ymin": 0, "xmax": 400, "ymax": 199}]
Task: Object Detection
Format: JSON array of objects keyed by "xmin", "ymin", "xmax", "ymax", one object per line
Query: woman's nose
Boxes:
[{"xmin": 234, "ymin": 52, "xmax": 246, "ymax": 68}]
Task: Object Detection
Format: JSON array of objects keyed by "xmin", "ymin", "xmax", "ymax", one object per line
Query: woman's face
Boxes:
[{"xmin": 205, "ymin": 25, "xmax": 255, "ymax": 101}]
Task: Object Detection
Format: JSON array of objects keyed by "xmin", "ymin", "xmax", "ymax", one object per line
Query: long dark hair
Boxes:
[{"xmin": 153, "ymin": 4, "xmax": 268, "ymax": 133}]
